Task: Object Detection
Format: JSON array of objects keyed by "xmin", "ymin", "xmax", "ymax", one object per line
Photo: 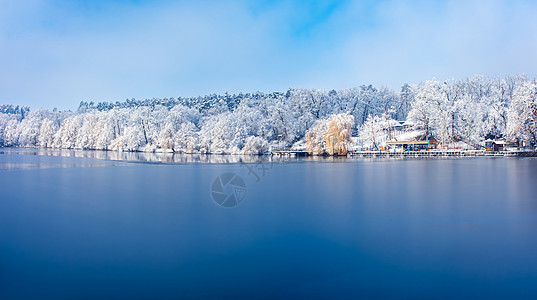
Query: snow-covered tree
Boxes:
[
  {"xmin": 3, "ymin": 119, "xmax": 20, "ymax": 147},
  {"xmin": 0, "ymin": 113, "xmax": 19, "ymax": 146},
  {"xmin": 18, "ymin": 110, "xmax": 46, "ymax": 146},
  {"xmin": 407, "ymin": 81, "xmax": 438, "ymax": 141},
  {"xmin": 358, "ymin": 115, "xmax": 384, "ymax": 150},
  {"xmin": 241, "ymin": 136, "xmax": 268, "ymax": 155},
  {"xmin": 55, "ymin": 116, "xmax": 82, "ymax": 149},
  {"xmin": 94, "ymin": 114, "xmax": 116, "ymax": 150},
  {"xmin": 38, "ymin": 118, "xmax": 57, "ymax": 148},
  {"xmin": 159, "ymin": 122, "xmax": 175, "ymax": 152},
  {"xmin": 305, "ymin": 119, "xmax": 327, "ymax": 155},
  {"xmin": 507, "ymin": 81, "xmax": 537, "ymax": 145},
  {"xmin": 456, "ymin": 95, "xmax": 484, "ymax": 149},
  {"xmin": 174, "ymin": 122, "xmax": 198, "ymax": 153}
]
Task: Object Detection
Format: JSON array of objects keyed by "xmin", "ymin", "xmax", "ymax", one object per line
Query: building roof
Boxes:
[{"xmin": 485, "ymin": 139, "xmax": 506, "ymax": 144}]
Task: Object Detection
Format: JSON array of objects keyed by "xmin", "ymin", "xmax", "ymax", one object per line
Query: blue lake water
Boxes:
[{"xmin": 1, "ymin": 148, "xmax": 537, "ymax": 299}]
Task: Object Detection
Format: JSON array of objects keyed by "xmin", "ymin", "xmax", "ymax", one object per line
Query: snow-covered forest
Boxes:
[{"xmin": 1, "ymin": 75, "xmax": 536, "ymax": 154}]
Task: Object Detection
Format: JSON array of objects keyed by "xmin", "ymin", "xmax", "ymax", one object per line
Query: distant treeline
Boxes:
[
  {"xmin": 0, "ymin": 104, "xmax": 30, "ymax": 119},
  {"xmin": 1, "ymin": 75, "xmax": 536, "ymax": 154}
]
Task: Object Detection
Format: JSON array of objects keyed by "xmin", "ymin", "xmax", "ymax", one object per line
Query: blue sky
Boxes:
[{"xmin": 1, "ymin": 0, "xmax": 537, "ymax": 109}]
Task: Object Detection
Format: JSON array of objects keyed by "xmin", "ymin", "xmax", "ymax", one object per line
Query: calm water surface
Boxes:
[{"xmin": 1, "ymin": 149, "xmax": 537, "ymax": 299}]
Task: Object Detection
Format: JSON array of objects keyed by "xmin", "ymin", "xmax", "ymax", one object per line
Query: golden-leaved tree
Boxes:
[{"xmin": 306, "ymin": 113, "xmax": 354, "ymax": 155}]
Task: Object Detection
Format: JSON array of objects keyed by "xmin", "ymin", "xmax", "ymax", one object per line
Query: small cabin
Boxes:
[{"xmin": 485, "ymin": 139, "xmax": 505, "ymax": 151}]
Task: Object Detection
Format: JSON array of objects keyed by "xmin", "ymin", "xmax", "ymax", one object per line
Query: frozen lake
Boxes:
[{"xmin": 1, "ymin": 148, "xmax": 537, "ymax": 298}]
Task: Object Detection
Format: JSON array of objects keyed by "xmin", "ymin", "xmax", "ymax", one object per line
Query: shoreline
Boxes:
[{"xmin": 2, "ymin": 146, "xmax": 537, "ymax": 161}]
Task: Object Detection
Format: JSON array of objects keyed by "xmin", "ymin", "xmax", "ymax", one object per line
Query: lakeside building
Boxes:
[
  {"xmin": 385, "ymin": 138, "xmax": 438, "ymax": 151},
  {"xmin": 485, "ymin": 139, "xmax": 506, "ymax": 151}
]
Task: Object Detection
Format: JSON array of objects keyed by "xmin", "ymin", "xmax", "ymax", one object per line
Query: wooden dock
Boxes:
[
  {"xmin": 269, "ymin": 149, "xmax": 537, "ymax": 158},
  {"xmin": 348, "ymin": 150, "xmax": 537, "ymax": 158}
]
